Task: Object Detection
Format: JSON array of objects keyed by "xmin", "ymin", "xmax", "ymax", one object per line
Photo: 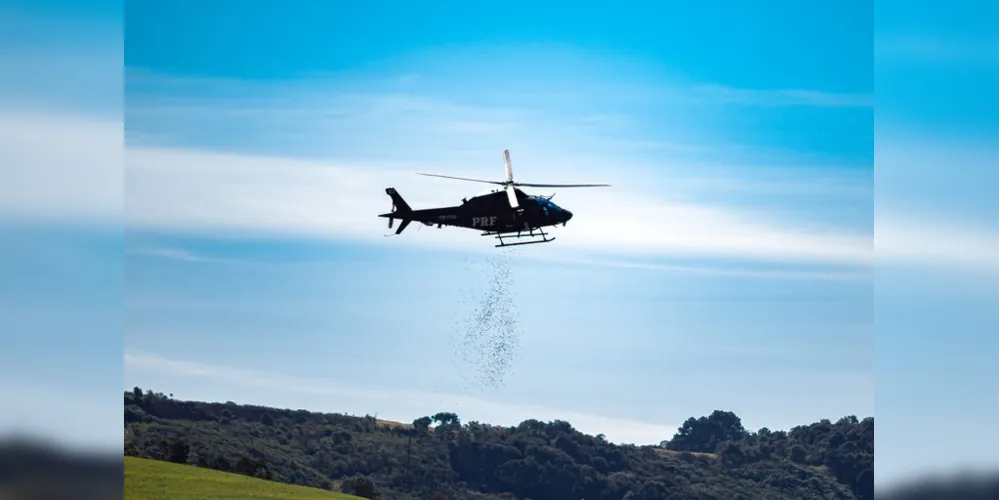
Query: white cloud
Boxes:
[
  {"xmin": 126, "ymin": 246, "xmax": 240, "ymax": 264},
  {"xmin": 876, "ymin": 129, "xmax": 999, "ymax": 275},
  {"xmin": 530, "ymin": 254, "xmax": 871, "ymax": 282},
  {"xmin": 0, "ymin": 109, "xmax": 872, "ymax": 270},
  {"xmin": 124, "ymin": 349, "xmax": 677, "ymax": 445},
  {"xmin": 877, "ymin": 214, "xmax": 999, "ymax": 274},
  {"xmin": 0, "ymin": 111, "xmax": 121, "ymax": 221},
  {"xmin": 132, "ymin": 242, "xmax": 870, "ymax": 281},
  {"xmin": 120, "ymin": 68, "xmax": 875, "ymax": 273},
  {"xmin": 121, "ymin": 73, "xmax": 868, "ymax": 268},
  {"xmin": 123, "ymin": 64, "xmax": 872, "ymax": 173},
  {"xmin": 121, "ymin": 143, "xmax": 871, "ymax": 265}
]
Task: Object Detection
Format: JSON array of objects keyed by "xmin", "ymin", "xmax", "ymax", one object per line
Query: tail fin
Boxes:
[
  {"xmin": 386, "ymin": 187, "xmax": 411, "ymax": 213},
  {"xmin": 381, "ymin": 187, "xmax": 413, "ymax": 235}
]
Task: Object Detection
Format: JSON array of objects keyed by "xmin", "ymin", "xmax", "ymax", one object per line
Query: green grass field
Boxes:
[{"xmin": 124, "ymin": 456, "xmax": 363, "ymax": 500}]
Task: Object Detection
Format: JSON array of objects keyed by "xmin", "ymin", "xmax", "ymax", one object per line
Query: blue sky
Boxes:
[
  {"xmin": 874, "ymin": 0, "xmax": 999, "ymax": 490},
  {"xmin": 3, "ymin": 0, "xmax": 995, "ymax": 490},
  {"xmin": 120, "ymin": 0, "xmax": 876, "ymax": 449},
  {"xmin": 6, "ymin": 0, "xmax": 877, "ymax": 454}
]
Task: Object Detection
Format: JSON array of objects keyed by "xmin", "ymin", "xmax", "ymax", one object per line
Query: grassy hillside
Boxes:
[
  {"xmin": 125, "ymin": 456, "xmax": 362, "ymax": 500},
  {"xmin": 124, "ymin": 387, "xmax": 873, "ymax": 500}
]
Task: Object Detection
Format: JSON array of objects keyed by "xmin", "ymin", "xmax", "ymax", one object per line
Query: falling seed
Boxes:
[{"xmin": 450, "ymin": 250, "xmax": 523, "ymax": 390}]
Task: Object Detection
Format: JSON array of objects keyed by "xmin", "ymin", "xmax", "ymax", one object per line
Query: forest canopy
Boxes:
[{"xmin": 124, "ymin": 388, "xmax": 873, "ymax": 500}]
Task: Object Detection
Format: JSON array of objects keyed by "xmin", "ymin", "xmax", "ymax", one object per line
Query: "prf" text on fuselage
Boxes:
[{"xmin": 471, "ymin": 216, "xmax": 498, "ymax": 227}]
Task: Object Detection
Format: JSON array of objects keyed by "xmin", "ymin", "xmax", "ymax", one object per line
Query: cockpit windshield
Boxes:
[
  {"xmin": 528, "ymin": 195, "xmax": 572, "ymax": 223},
  {"xmin": 535, "ymin": 196, "xmax": 561, "ymax": 213}
]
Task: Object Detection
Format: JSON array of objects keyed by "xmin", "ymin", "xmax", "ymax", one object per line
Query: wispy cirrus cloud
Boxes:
[
  {"xmin": 126, "ymin": 246, "xmax": 241, "ymax": 264},
  {"xmin": 877, "ymin": 131, "xmax": 999, "ymax": 276},
  {"xmin": 123, "ymin": 58, "xmax": 870, "ymax": 167},
  {"xmin": 120, "ymin": 142, "xmax": 872, "ymax": 266},
  {"xmin": 0, "ymin": 112, "xmax": 121, "ymax": 222},
  {"xmin": 875, "ymin": 127, "xmax": 999, "ymax": 487},
  {"xmin": 7, "ymin": 40, "xmax": 875, "ymax": 274},
  {"xmin": 3, "ymin": 107, "xmax": 872, "ymax": 274},
  {"xmin": 119, "ymin": 66, "xmax": 874, "ymax": 271},
  {"xmin": 532, "ymin": 254, "xmax": 871, "ymax": 283},
  {"xmin": 0, "ymin": 105, "xmax": 867, "ymax": 283},
  {"xmin": 877, "ymin": 215, "xmax": 999, "ymax": 276}
]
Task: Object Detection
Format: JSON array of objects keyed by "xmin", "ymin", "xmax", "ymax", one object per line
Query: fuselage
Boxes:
[
  {"xmin": 381, "ymin": 188, "xmax": 573, "ymax": 233},
  {"xmin": 409, "ymin": 198, "xmax": 572, "ymax": 232}
]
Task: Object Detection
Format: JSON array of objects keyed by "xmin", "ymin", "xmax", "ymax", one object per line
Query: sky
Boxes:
[
  {"xmin": 0, "ymin": 0, "xmax": 996, "ymax": 490},
  {"xmin": 119, "ymin": 0, "xmax": 876, "ymax": 444},
  {"xmin": 874, "ymin": 0, "xmax": 999, "ymax": 490}
]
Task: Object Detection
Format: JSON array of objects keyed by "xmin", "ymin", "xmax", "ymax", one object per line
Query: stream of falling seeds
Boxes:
[{"xmin": 450, "ymin": 249, "xmax": 523, "ymax": 391}]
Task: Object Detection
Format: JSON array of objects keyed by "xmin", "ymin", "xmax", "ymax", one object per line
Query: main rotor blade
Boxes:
[
  {"xmin": 416, "ymin": 173, "xmax": 504, "ymax": 185},
  {"xmin": 514, "ymin": 182, "xmax": 611, "ymax": 187},
  {"xmin": 503, "ymin": 149, "xmax": 513, "ymax": 183},
  {"xmin": 506, "ymin": 184, "xmax": 519, "ymax": 209}
]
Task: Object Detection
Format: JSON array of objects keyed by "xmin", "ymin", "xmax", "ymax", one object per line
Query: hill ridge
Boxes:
[{"xmin": 124, "ymin": 387, "xmax": 873, "ymax": 500}]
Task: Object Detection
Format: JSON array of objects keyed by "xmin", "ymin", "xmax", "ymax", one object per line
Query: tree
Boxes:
[
  {"xmin": 665, "ymin": 410, "xmax": 748, "ymax": 453},
  {"xmin": 186, "ymin": 450, "xmax": 208, "ymax": 468},
  {"xmin": 413, "ymin": 416, "xmax": 432, "ymax": 432},
  {"xmin": 838, "ymin": 415, "xmax": 859, "ymax": 426},
  {"xmin": 168, "ymin": 440, "xmax": 190, "ymax": 464},
  {"xmin": 790, "ymin": 445, "xmax": 807, "ymax": 463},
  {"xmin": 125, "ymin": 405, "xmax": 146, "ymax": 423},
  {"xmin": 431, "ymin": 412, "xmax": 460, "ymax": 427},
  {"xmin": 124, "ymin": 439, "xmax": 139, "ymax": 456},
  {"xmin": 717, "ymin": 440, "xmax": 747, "ymax": 467},
  {"xmin": 211, "ymin": 455, "xmax": 231, "ymax": 472},
  {"xmin": 232, "ymin": 456, "xmax": 272, "ymax": 479},
  {"xmin": 342, "ymin": 475, "xmax": 379, "ymax": 499}
]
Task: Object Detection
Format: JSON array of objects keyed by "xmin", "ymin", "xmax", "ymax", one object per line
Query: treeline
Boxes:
[
  {"xmin": 123, "ymin": 388, "xmax": 873, "ymax": 500},
  {"xmin": 663, "ymin": 410, "xmax": 874, "ymax": 499}
]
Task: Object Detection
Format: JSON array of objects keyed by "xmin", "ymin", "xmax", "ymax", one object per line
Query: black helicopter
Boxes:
[{"xmin": 379, "ymin": 149, "xmax": 610, "ymax": 247}]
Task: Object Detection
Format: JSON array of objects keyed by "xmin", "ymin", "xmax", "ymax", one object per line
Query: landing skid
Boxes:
[{"xmin": 480, "ymin": 227, "xmax": 555, "ymax": 248}]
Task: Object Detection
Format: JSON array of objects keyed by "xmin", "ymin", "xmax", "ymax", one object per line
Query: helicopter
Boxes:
[{"xmin": 379, "ymin": 149, "xmax": 610, "ymax": 247}]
